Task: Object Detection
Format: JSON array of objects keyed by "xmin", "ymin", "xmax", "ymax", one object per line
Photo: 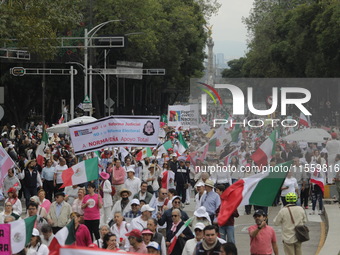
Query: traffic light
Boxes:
[{"xmin": 10, "ymin": 67, "xmax": 25, "ymax": 76}]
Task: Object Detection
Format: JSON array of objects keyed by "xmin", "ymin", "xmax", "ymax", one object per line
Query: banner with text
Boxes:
[
  {"xmin": 69, "ymin": 116, "xmax": 160, "ymax": 154},
  {"xmin": 0, "ymin": 224, "xmax": 10, "ymax": 255},
  {"xmin": 168, "ymin": 105, "xmax": 199, "ymax": 128}
]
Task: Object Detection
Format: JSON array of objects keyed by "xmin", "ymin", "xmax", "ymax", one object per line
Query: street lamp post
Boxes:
[{"xmin": 84, "ymin": 20, "xmax": 123, "ymax": 100}]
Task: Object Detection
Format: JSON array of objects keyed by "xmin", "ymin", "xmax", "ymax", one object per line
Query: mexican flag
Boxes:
[
  {"xmin": 136, "ymin": 147, "xmax": 152, "ymax": 161},
  {"xmin": 158, "ymin": 140, "xmax": 173, "ymax": 155},
  {"xmin": 10, "ymin": 215, "xmax": 37, "ymax": 254},
  {"xmin": 36, "ymin": 130, "xmax": 49, "ymax": 167},
  {"xmin": 251, "ymin": 130, "xmax": 276, "ymax": 167},
  {"xmin": 217, "ymin": 161, "xmax": 291, "ymax": 226},
  {"xmin": 231, "ymin": 124, "xmax": 242, "ymax": 143},
  {"xmin": 299, "ymin": 112, "xmax": 310, "ymax": 127},
  {"xmin": 60, "ymin": 158, "xmax": 98, "ymax": 188},
  {"xmin": 177, "ymin": 133, "xmax": 188, "ymax": 155},
  {"xmin": 168, "ymin": 218, "xmax": 193, "ymax": 254},
  {"xmin": 49, "ymin": 219, "xmax": 76, "ymax": 255},
  {"xmin": 311, "ymin": 168, "xmax": 325, "ymax": 192}
]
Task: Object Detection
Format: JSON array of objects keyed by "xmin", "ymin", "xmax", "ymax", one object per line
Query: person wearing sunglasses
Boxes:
[
  {"xmin": 157, "ymin": 196, "xmax": 189, "ymax": 234},
  {"xmin": 166, "ymin": 209, "xmax": 194, "ymax": 255}
]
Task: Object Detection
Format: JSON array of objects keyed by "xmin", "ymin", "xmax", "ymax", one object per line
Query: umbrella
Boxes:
[
  {"xmin": 46, "ymin": 116, "xmax": 97, "ymax": 135},
  {"xmin": 282, "ymin": 128, "xmax": 331, "ymax": 143}
]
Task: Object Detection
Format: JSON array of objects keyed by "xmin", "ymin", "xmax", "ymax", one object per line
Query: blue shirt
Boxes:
[
  {"xmin": 41, "ymin": 166, "xmax": 55, "ymax": 181},
  {"xmin": 201, "ymin": 191, "xmax": 221, "ymax": 215}
]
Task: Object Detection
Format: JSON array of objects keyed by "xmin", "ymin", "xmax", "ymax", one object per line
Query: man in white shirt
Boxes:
[
  {"xmin": 131, "ymin": 204, "xmax": 155, "ymax": 231},
  {"xmin": 53, "ymin": 157, "xmax": 68, "ymax": 193},
  {"xmin": 194, "ymin": 182, "xmax": 206, "ymax": 211},
  {"xmin": 125, "ymin": 168, "xmax": 141, "ymax": 199}
]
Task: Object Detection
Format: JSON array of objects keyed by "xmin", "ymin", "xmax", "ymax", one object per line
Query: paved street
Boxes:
[{"xmin": 184, "ymin": 194, "xmax": 323, "ymax": 255}]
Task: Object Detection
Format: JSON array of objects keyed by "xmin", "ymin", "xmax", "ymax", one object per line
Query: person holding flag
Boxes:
[{"xmin": 166, "ymin": 209, "xmax": 194, "ymax": 255}]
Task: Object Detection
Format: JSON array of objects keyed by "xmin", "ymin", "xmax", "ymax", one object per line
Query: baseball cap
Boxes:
[
  {"xmin": 131, "ymin": 199, "xmax": 140, "ymax": 205},
  {"xmin": 141, "ymin": 204, "xmax": 155, "ymax": 212},
  {"xmin": 126, "ymin": 167, "xmax": 135, "ymax": 173},
  {"xmin": 141, "ymin": 229, "xmax": 153, "ymax": 235},
  {"xmin": 196, "ymin": 182, "xmax": 205, "ymax": 187},
  {"xmin": 194, "ymin": 222, "xmax": 205, "ymax": 231},
  {"xmin": 253, "ymin": 209, "xmax": 267, "ymax": 217},
  {"xmin": 32, "ymin": 228, "xmax": 40, "ymax": 236},
  {"xmin": 125, "ymin": 229, "xmax": 142, "ymax": 238},
  {"xmin": 147, "ymin": 241, "xmax": 160, "ymax": 250}
]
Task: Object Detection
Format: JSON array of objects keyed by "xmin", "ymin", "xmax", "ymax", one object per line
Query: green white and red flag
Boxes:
[
  {"xmin": 167, "ymin": 218, "xmax": 193, "ymax": 254},
  {"xmin": 176, "ymin": 132, "xmax": 189, "ymax": 155},
  {"xmin": 217, "ymin": 161, "xmax": 291, "ymax": 226},
  {"xmin": 36, "ymin": 130, "xmax": 49, "ymax": 167},
  {"xmin": 251, "ymin": 130, "xmax": 276, "ymax": 167},
  {"xmin": 136, "ymin": 147, "xmax": 152, "ymax": 161},
  {"xmin": 60, "ymin": 158, "xmax": 98, "ymax": 188},
  {"xmin": 49, "ymin": 219, "xmax": 76, "ymax": 255},
  {"xmin": 10, "ymin": 215, "xmax": 37, "ymax": 254}
]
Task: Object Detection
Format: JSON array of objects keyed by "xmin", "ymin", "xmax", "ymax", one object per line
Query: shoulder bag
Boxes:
[{"xmin": 287, "ymin": 206, "xmax": 310, "ymax": 242}]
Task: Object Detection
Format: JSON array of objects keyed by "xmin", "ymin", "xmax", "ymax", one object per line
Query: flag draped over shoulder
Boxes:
[
  {"xmin": 10, "ymin": 215, "xmax": 37, "ymax": 254},
  {"xmin": 49, "ymin": 219, "xmax": 76, "ymax": 255},
  {"xmin": 61, "ymin": 158, "xmax": 98, "ymax": 188},
  {"xmin": 217, "ymin": 161, "xmax": 291, "ymax": 226}
]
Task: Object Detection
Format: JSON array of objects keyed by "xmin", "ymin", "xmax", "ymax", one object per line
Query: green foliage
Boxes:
[
  {"xmin": 0, "ymin": 0, "xmax": 83, "ymax": 60},
  {"xmin": 221, "ymin": 58, "xmax": 246, "ymax": 78},
  {"xmin": 242, "ymin": 0, "xmax": 340, "ymax": 77}
]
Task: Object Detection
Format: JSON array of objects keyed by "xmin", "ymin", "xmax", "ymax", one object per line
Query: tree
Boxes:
[{"xmin": 0, "ymin": 0, "xmax": 83, "ymax": 59}]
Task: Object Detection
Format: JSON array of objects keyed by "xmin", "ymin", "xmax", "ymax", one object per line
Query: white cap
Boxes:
[
  {"xmin": 170, "ymin": 153, "xmax": 177, "ymax": 157},
  {"xmin": 147, "ymin": 241, "xmax": 160, "ymax": 250},
  {"xmin": 32, "ymin": 228, "xmax": 39, "ymax": 236},
  {"xmin": 11, "ymin": 125, "xmax": 16, "ymax": 128},
  {"xmin": 141, "ymin": 204, "xmax": 155, "ymax": 212},
  {"xmin": 130, "ymin": 199, "xmax": 140, "ymax": 205},
  {"xmin": 196, "ymin": 182, "xmax": 205, "ymax": 187},
  {"xmin": 126, "ymin": 167, "xmax": 135, "ymax": 173},
  {"xmin": 194, "ymin": 222, "xmax": 205, "ymax": 231},
  {"xmin": 8, "ymin": 144, "xmax": 15, "ymax": 149}
]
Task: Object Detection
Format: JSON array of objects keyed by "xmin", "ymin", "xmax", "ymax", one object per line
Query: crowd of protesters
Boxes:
[{"xmin": 1, "ymin": 117, "xmax": 340, "ymax": 255}]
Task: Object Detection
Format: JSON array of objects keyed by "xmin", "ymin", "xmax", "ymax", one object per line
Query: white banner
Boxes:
[
  {"xmin": 69, "ymin": 116, "xmax": 160, "ymax": 154},
  {"xmin": 168, "ymin": 105, "xmax": 199, "ymax": 128}
]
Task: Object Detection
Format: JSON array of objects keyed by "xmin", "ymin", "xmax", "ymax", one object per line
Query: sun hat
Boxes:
[{"xmin": 99, "ymin": 172, "xmax": 110, "ymax": 180}]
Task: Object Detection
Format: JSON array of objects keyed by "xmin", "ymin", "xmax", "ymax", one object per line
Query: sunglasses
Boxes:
[
  {"xmin": 171, "ymin": 215, "xmax": 179, "ymax": 217},
  {"xmin": 162, "ymin": 193, "xmax": 168, "ymax": 195},
  {"xmin": 173, "ymin": 201, "xmax": 181, "ymax": 204}
]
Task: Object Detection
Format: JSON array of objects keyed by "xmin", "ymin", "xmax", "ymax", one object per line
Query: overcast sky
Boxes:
[{"xmin": 209, "ymin": 0, "xmax": 254, "ymax": 59}]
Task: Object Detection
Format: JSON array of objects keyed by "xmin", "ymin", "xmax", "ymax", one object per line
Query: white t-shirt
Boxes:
[
  {"xmin": 54, "ymin": 164, "xmax": 68, "ymax": 184},
  {"xmin": 281, "ymin": 177, "xmax": 298, "ymax": 196}
]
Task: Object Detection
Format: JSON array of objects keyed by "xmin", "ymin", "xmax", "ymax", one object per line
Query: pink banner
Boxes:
[
  {"xmin": 0, "ymin": 224, "xmax": 11, "ymax": 255},
  {"xmin": 0, "ymin": 146, "xmax": 15, "ymax": 188}
]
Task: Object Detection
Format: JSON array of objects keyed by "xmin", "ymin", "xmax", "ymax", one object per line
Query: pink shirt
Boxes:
[
  {"xmin": 248, "ymin": 225, "xmax": 277, "ymax": 255},
  {"xmin": 112, "ymin": 167, "xmax": 126, "ymax": 185},
  {"xmin": 82, "ymin": 193, "xmax": 102, "ymax": 220}
]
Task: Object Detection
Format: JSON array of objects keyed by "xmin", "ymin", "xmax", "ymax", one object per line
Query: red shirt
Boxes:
[
  {"xmin": 76, "ymin": 224, "xmax": 92, "ymax": 246},
  {"xmin": 248, "ymin": 224, "xmax": 277, "ymax": 255}
]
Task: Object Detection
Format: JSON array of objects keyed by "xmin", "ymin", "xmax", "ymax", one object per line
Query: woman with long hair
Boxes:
[
  {"xmin": 70, "ymin": 212, "xmax": 92, "ymax": 247},
  {"xmin": 102, "ymin": 233, "xmax": 121, "ymax": 251},
  {"xmin": 26, "ymin": 228, "xmax": 49, "ymax": 255},
  {"xmin": 5, "ymin": 187, "xmax": 22, "ymax": 216}
]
